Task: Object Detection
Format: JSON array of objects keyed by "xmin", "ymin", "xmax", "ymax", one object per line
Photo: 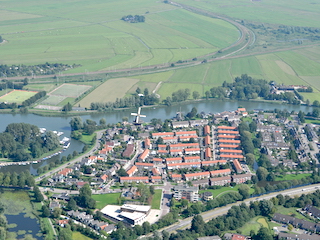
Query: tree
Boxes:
[
  {"xmin": 238, "ymin": 185, "xmax": 250, "ymax": 200},
  {"xmin": 192, "ymin": 91, "xmax": 200, "ymax": 100},
  {"xmin": 288, "ymin": 224, "xmax": 293, "ymax": 231},
  {"xmin": 256, "ymin": 167, "xmax": 268, "ymax": 181},
  {"xmin": 52, "ymin": 207, "xmax": 62, "ymax": 219},
  {"xmin": 34, "ymin": 186, "xmax": 44, "ymax": 202},
  {"xmin": 136, "ymin": 87, "xmax": 141, "ymax": 94},
  {"xmin": 0, "ymin": 36, "xmax": 3, "ymax": 43},
  {"xmin": 69, "ymin": 116, "xmax": 83, "ymax": 131},
  {"xmin": 42, "ymin": 205, "xmax": 50, "ymax": 217},
  {"xmin": 58, "ymin": 226, "xmax": 73, "ymax": 240},
  {"xmin": 191, "ymin": 215, "xmax": 205, "ymax": 234},
  {"xmin": 44, "ymin": 131, "xmax": 60, "ymax": 151},
  {"xmin": 117, "ymin": 167, "xmax": 128, "ymax": 177},
  {"xmin": 142, "ymin": 221, "xmax": 151, "ymax": 234},
  {"xmin": 66, "ymin": 198, "xmax": 77, "ymax": 211},
  {"xmin": 254, "ymin": 227, "xmax": 273, "ymax": 240},
  {"xmin": 245, "ymin": 153, "xmax": 255, "ymax": 167},
  {"xmin": 181, "ymin": 199, "xmax": 188, "ymax": 208},
  {"xmin": 62, "ymin": 102, "xmax": 72, "ymax": 112},
  {"xmin": 259, "ymin": 200, "xmax": 274, "ymax": 216}
]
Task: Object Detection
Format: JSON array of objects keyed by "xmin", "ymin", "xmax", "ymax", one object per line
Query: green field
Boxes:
[
  {"xmin": 276, "ymin": 206, "xmax": 309, "ymax": 221},
  {"xmin": 92, "ymin": 193, "xmax": 121, "ymax": 209},
  {"xmin": 151, "ymin": 189, "xmax": 162, "ymax": 209},
  {"xmin": 0, "ymin": 0, "xmax": 239, "ymax": 72},
  {"xmin": 275, "ymin": 173, "xmax": 312, "ymax": 181},
  {"xmin": 72, "ymin": 232, "xmax": 93, "ymax": 240},
  {"xmin": 49, "ymin": 84, "xmax": 91, "ymax": 98},
  {"xmin": 199, "ymin": 184, "xmax": 254, "ymax": 198},
  {"xmin": 237, "ymin": 216, "xmax": 276, "ymax": 236},
  {"xmin": 0, "ymin": 90, "xmax": 38, "ymax": 104}
]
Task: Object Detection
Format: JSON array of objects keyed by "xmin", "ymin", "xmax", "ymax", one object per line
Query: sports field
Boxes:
[
  {"xmin": 0, "ymin": 0, "xmax": 239, "ymax": 72},
  {"xmin": 0, "ymin": 90, "xmax": 38, "ymax": 104},
  {"xmin": 49, "ymin": 84, "xmax": 91, "ymax": 98}
]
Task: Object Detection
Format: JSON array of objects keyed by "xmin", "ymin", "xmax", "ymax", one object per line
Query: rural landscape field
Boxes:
[{"xmin": 0, "ymin": 0, "xmax": 320, "ymax": 107}]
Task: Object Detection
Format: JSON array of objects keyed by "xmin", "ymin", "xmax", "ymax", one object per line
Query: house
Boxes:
[
  {"xmin": 217, "ymin": 130, "xmax": 239, "ymax": 135},
  {"xmin": 205, "ymin": 147, "xmax": 212, "ymax": 160},
  {"xmin": 138, "ymin": 149, "xmax": 149, "ymax": 161},
  {"xmin": 165, "ymin": 157, "xmax": 183, "ymax": 164},
  {"xmin": 58, "ymin": 168, "xmax": 73, "ymax": 177},
  {"xmin": 204, "ymin": 135, "xmax": 211, "ymax": 146},
  {"xmin": 203, "ymin": 125, "xmax": 211, "ymax": 136},
  {"xmin": 51, "ymin": 193, "xmax": 70, "ymax": 201},
  {"xmin": 169, "ymin": 143, "xmax": 200, "ymax": 150},
  {"xmin": 217, "ymin": 126, "xmax": 237, "ymax": 130},
  {"xmin": 151, "ymin": 176, "xmax": 162, "ymax": 183},
  {"xmin": 167, "ymin": 161, "xmax": 201, "ymax": 170},
  {"xmin": 189, "ymin": 119, "xmax": 209, "ymax": 127},
  {"xmin": 179, "ymin": 135, "xmax": 198, "ymax": 142},
  {"xmin": 184, "ymin": 156, "xmax": 201, "ymax": 163},
  {"xmin": 305, "ymin": 204, "xmax": 320, "ymax": 220},
  {"xmin": 126, "ymin": 165, "xmax": 138, "ymax": 177},
  {"xmin": 122, "ymin": 144, "xmax": 135, "ymax": 158},
  {"xmin": 218, "ymin": 135, "xmax": 240, "ymax": 140},
  {"xmin": 233, "ymin": 159, "xmax": 243, "ymax": 173},
  {"xmin": 152, "ymin": 158, "xmax": 163, "ymax": 165},
  {"xmin": 135, "ymin": 162, "xmax": 154, "ymax": 170},
  {"xmin": 232, "ymin": 174, "xmax": 252, "ymax": 184},
  {"xmin": 210, "ymin": 169, "xmax": 231, "ymax": 177},
  {"xmin": 277, "ymin": 233, "xmax": 319, "ymax": 240},
  {"xmin": 219, "ymin": 144, "xmax": 240, "ymax": 149},
  {"xmin": 175, "ymin": 130, "xmax": 197, "ymax": 137},
  {"xmin": 220, "ymin": 149, "xmax": 243, "ymax": 155},
  {"xmin": 162, "ymin": 136, "xmax": 178, "ymax": 143},
  {"xmin": 183, "ymin": 171, "xmax": 210, "ymax": 181},
  {"xmin": 104, "ymin": 224, "xmax": 116, "ymax": 234},
  {"xmin": 173, "ymin": 185, "xmax": 199, "ymax": 201},
  {"xmin": 220, "ymin": 154, "xmax": 244, "ymax": 161},
  {"xmin": 201, "ymin": 160, "xmax": 227, "ymax": 167},
  {"xmin": 49, "ymin": 201, "xmax": 60, "ymax": 210},
  {"xmin": 192, "ymin": 179, "xmax": 209, "ymax": 188},
  {"xmin": 171, "ymin": 121, "xmax": 189, "ymax": 129},
  {"xmin": 273, "ymin": 213, "xmax": 320, "ymax": 232},
  {"xmin": 203, "ymin": 192, "xmax": 213, "ymax": 201},
  {"xmin": 197, "ymin": 237, "xmax": 221, "ymax": 240},
  {"xmin": 144, "ymin": 138, "xmax": 151, "ymax": 149},
  {"xmin": 120, "ymin": 176, "xmax": 149, "ymax": 183},
  {"xmin": 152, "ymin": 132, "xmax": 174, "ymax": 139},
  {"xmin": 76, "ymin": 181, "xmax": 88, "ymax": 189},
  {"xmin": 210, "ymin": 176, "xmax": 232, "ymax": 186},
  {"xmin": 57, "ymin": 219, "xmax": 69, "ymax": 227},
  {"xmin": 218, "ymin": 139, "xmax": 241, "ymax": 145},
  {"xmin": 152, "ymin": 168, "xmax": 160, "ymax": 176},
  {"xmin": 184, "ymin": 148, "xmax": 201, "ymax": 155},
  {"xmin": 170, "ymin": 149, "xmax": 183, "ymax": 156},
  {"xmin": 171, "ymin": 174, "xmax": 182, "ymax": 181},
  {"xmin": 100, "ymin": 174, "xmax": 108, "ymax": 182}
]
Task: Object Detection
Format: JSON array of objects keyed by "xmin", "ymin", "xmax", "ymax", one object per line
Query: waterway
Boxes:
[{"xmin": 0, "ymin": 99, "xmax": 314, "ymax": 174}]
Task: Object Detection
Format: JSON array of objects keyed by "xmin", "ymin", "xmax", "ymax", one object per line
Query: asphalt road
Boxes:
[
  {"xmin": 162, "ymin": 183, "xmax": 320, "ymax": 233},
  {"xmin": 35, "ymin": 130, "xmax": 105, "ymax": 183}
]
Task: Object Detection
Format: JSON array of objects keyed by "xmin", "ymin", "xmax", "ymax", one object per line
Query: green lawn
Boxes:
[
  {"xmin": 237, "ymin": 216, "xmax": 278, "ymax": 236},
  {"xmin": 151, "ymin": 189, "xmax": 162, "ymax": 209},
  {"xmin": 276, "ymin": 206, "xmax": 309, "ymax": 221},
  {"xmin": 72, "ymin": 232, "xmax": 93, "ymax": 240},
  {"xmin": 275, "ymin": 173, "xmax": 312, "ymax": 181},
  {"xmin": 199, "ymin": 184, "xmax": 254, "ymax": 198},
  {"xmin": 92, "ymin": 193, "xmax": 121, "ymax": 209},
  {"xmin": 0, "ymin": 90, "xmax": 38, "ymax": 104},
  {"xmin": 80, "ymin": 133, "xmax": 96, "ymax": 145}
]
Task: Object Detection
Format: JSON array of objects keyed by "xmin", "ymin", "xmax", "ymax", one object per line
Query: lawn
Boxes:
[
  {"xmin": 0, "ymin": 90, "xmax": 38, "ymax": 104},
  {"xmin": 80, "ymin": 133, "xmax": 96, "ymax": 145},
  {"xmin": 49, "ymin": 84, "xmax": 91, "ymax": 98},
  {"xmin": 92, "ymin": 193, "xmax": 121, "ymax": 209},
  {"xmin": 275, "ymin": 206, "xmax": 309, "ymax": 221},
  {"xmin": 275, "ymin": 173, "xmax": 312, "ymax": 181},
  {"xmin": 237, "ymin": 216, "xmax": 277, "ymax": 236},
  {"xmin": 199, "ymin": 184, "xmax": 254, "ymax": 198},
  {"xmin": 77, "ymin": 78, "xmax": 139, "ymax": 108},
  {"xmin": 151, "ymin": 189, "xmax": 162, "ymax": 210},
  {"xmin": 72, "ymin": 232, "xmax": 93, "ymax": 240}
]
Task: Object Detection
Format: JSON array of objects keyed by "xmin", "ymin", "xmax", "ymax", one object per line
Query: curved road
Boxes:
[
  {"xmin": 162, "ymin": 183, "xmax": 320, "ymax": 233},
  {"xmin": 35, "ymin": 130, "xmax": 105, "ymax": 182}
]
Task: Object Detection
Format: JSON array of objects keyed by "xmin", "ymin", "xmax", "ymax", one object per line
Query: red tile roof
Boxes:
[
  {"xmin": 167, "ymin": 162, "xmax": 201, "ymax": 167},
  {"xmin": 184, "ymin": 171, "xmax": 210, "ymax": 178},
  {"xmin": 218, "ymin": 135, "xmax": 239, "ymax": 139},
  {"xmin": 220, "ymin": 154, "xmax": 244, "ymax": 159},
  {"xmin": 120, "ymin": 176, "xmax": 149, "ymax": 181},
  {"xmin": 218, "ymin": 139, "xmax": 241, "ymax": 144},
  {"xmin": 217, "ymin": 126, "xmax": 237, "ymax": 130},
  {"xmin": 139, "ymin": 149, "xmax": 149, "ymax": 160},
  {"xmin": 220, "ymin": 149, "xmax": 243, "ymax": 154},
  {"xmin": 202, "ymin": 160, "xmax": 227, "ymax": 165},
  {"xmin": 152, "ymin": 132, "xmax": 174, "ymax": 137},
  {"xmin": 217, "ymin": 130, "xmax": 240, "ymax": 134},
  {"xmin": 135, "ymin": 162, "xmax": 153, "ymax": 167},
  {"xmin": 210, "ymin": 169, "xmax": 231, "ymax": 175},
  {"xmin": 175, "ymin": 131, "xmax": 197, "ymax": 135},
  {"xmin": 126, "ymin": 165, "xmax": 137, "ymax": 176},
  {"xmin": 204, "ymin": 125, "xmax": 211, "ymax": 135},
  {"xmin": 219, "ymin": 144, "xmax": 240, "ymax": 148},
  {"xmin": 233, "ymin": 159, "xmax": 243, "ymax": 172}
]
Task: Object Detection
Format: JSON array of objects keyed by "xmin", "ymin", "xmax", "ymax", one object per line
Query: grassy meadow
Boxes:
[
  {"xmin": 0, "ymin": 90, "xmax": 38, "ymax": 104},
  {"xmin": 0, "ymin": 0, "xmax": 239, "ymax": 72}
]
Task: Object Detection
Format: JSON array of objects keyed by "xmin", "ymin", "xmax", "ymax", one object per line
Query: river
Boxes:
[{"xmin": 0, "ymin": 99, "xmax": 314, "ymax": 174}]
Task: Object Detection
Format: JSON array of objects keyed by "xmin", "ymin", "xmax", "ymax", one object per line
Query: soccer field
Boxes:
[
  {"xmin": 49, "ymin": 84, "xmax": 91, "ymax": 98},
  {"xmin": 0, "ymin": 90, "xmax": 38, "ymax": 104}
]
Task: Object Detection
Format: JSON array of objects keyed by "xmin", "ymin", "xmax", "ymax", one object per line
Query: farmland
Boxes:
[
  {"xmin": 0, "ymin": 90, "xmax": 38, "ymax": 104},
  {"xmin": 0, "ymin": 0, "xmax": 239, "ymax": 73}
]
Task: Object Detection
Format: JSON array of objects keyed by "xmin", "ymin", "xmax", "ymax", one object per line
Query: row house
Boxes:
[
  {"xmin": 138, "ymin": 149, "xmax": 149, "ymax": 161},
  {"xmin": 170, "ymin": 149, "xmax": 183, "ymax": 156},
  {"xmin": 220, "ymin": 154, "xmax": 244, "ymax": 161},
  {"xmin": 158, "ymin": 149, "xmax": 169, "ymax": 155},
  {"xmin": 205, "ymin": 147, "xmax": 212, "ymax": 160},
  {"xmin": 217, "ymin": 130, "xmax": 239, "ymax": 135},
  {"xmin": 135, "ymin": 162, "xmax": 153, "ymax": 170},
  {"xmin": 204, "ymin": 125, "xmax": 211, "ymax": 136},
  {"xmin": 163, "ymin": 136, "xmax": 178, "ymax": 143},
  {"xmin": 122, "ymin": 144, "xmax": 135, "ymax": 158},
  {"xmin": 204, "ymin": 135, "xmax": 211, "ymax": 146},
  {"xmin": 175, "ymin": 131, "xmax": 197, "ymax": 137},
  {"xmin": 201, "ymin": 160, "xmax": 227, "ymax": 167},
  {"xmin": 184, "ymin": 147, "xmax": 201, "ymax": 155},
  {"xmin": 179, "ymin": 135, "xmax": 199, "ymax": 142},
  {"xmin": 151, "ymin": 176, "xmax": 162, "ymax": 183},
  {"xmin": 233, "ymin": 159, "xmax": 243, "ymax": 173},
  {"xmin": 218, "ymin": 139, "xmax": 241, "ymax": 145},
  {"xmin": 183, "ymin": 171, "xmax": 210, "ymax": 181},
  {"xmin": 220, "ymin": 149, "xmax": 243, "ymax": 155},
  {"xmin": 152, "ymin": 158, "xmax": 163, "ymax": 165},
  {"xmin": 126, "ymin": 165, "xmax": 138, "ymax": 177},
  {"xmin": 210, "ymin": 169, "xmax": 231, "ymax": 177},
  {"xmin": 190, "ymin": 119, "xmax": 209, "ymax": 127},
  {"xmin": 120, "ymin": 176, "xmax": 149, "ymax": 183},
  {"xmin": 184, "ymin": 156, "xmax": 201, "ymax": 163},
  {"xmin": 166, "ymin": 157, "xmax": 183, "ymax": 164},
  {"xmin": 210, "ymin": 176, "xmax": 232, "ymax": 186},
  {"xmin": 217, "ymin": 126, "xmax": 237, "ymax": 131},
  {"xmin": 169, "ymin": 143, "xmax": 200, "ymax": 150},
  {"xmin": 219, "ymin": 144, "xmax": 240, "ymax": 149},
  {"xmin": 171, "ymin": 174, "xmax": 182, "ymax": 181},
  {"xmin": 273, "ymin": 213, "xmax": 320, "ymax": 233},
  {"xmin": 152, "ymin": 132, "xmax": 174, "ymax": 139},
  {"xmin": 217, "ymin": 135, "xmax": 240, "ymax": 140},
  {"xmin": 167, "ymin": 161, "xmax": 201, "ymax": 170},
  {"xmin": 232, "ymin": 174, "xmax": 252, "ymax": 184},
  {"xmin": 192, "ymin": 179, "xmax": 209, "ymax": 188},
  {"xmin": 158, "ymin": 144, "xmax": 167, "ymax": 150},
  {"xmin": 172, "ymin": 121, "xmax": 189, "ymax": 129}
]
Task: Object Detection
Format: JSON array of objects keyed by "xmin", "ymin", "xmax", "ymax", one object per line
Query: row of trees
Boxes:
[
  {"xmin": 121, "ymin": 15, "xmax": 145, "ymax": 23},
  {"xmin": 21, "ymin": 91, "xmax": 46, "ymax": 107},
  {"xmin": 0, "ymin": 123, "xmax": 60, "ymax": 161},
  {"xmin": 70, "ymin": 116, "xmax": 106, "ymax": 137},
  {"xmin": 0, "ymin": 171, "xmax": 35, "ymax": 188}
]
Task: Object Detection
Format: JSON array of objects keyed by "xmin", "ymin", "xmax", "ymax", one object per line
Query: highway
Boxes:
[
  {"xmin": 35, "ymin": 129, "xmax": 105, "ymax": 183},
  {"xmin": 162, "ymin": 183, "xmax": 320, "ymax": 233}
]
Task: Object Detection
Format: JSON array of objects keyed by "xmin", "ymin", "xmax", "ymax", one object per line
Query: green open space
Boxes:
[
  {"xmin": 275, "ymin": 173, "xmax": 312, "ymax": 181},
  {"xmin": 0, "ymin": 90, "xmax": 38, "ymax": 104},
  {"xmin": 92, "ymin": 193, "xmax": 121, "ymax": 209},
  {"xmin": 49, "ymin": 84, "xmax": 91, "ymax": 98},
  {"xmin": 199, "ymin": 184, "xmax": 254, "ymax": 198},
  {"xmin": 275, "ymin": 206, "xmax": 309, "ymax": 221},
  {"xmin": 72, "ymin": 232, "xmax": 93, "ymax": 240},
  {"xmin": 237, "ymin": 216, "xmax": 277, "ymax": 236},
  {"xmin": 151, "ymin": 189, "xmax": 162, "ymax": 210}
]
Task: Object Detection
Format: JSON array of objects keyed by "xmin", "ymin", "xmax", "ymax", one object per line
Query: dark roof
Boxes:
[
  {"xmin": 305, "ymin": 204, "xmax": 320, "ymax": 219},
  {"xmin": 273, "ymin": 213, "xmax": 320, "ymax": 232},
  {"xmin": 278, "ymin": 232, "xmax": 319, "ymax": 240}
]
